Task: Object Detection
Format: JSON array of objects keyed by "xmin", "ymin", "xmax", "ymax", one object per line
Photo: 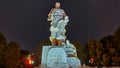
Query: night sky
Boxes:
[{"xmin": 0, "ymin": 0, "xmax": 120, "ymax": 52}]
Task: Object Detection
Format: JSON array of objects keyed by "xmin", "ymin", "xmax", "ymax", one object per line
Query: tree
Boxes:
[
  {"xmin": 87, "ymin": 39, "xmax": 96, "ymax": 60},
  {"xmin": 86, "ymin": 39, "xmax": 104, "ymax": 66},
  {"xmin": 0, "ymin": 32, "xmax": 7, "ymax": 68},
  {"xmin": 101, "ymin": 53, "xmax": 110, "ymax": 66},
  {"xmin": 114, "ymin": 27, "xmax": 120, "ymax": 54},
  {"xmin": 5, "ymin": 41, "xmax": 21, "ymax": 68},
  {"xmin": 113, "ymin": 27, "xmax": 120, "ymax": 65},
  {"xmin": 94, "ymin": 42, "xmax": 103, "ymax": 66},
  {"xmin": 0, "ymin": 32, "xmax": 7, "ymax": 45},
  {"xmin": 100, "ymin": 35, "xmax": 120, "ymax": 66}
]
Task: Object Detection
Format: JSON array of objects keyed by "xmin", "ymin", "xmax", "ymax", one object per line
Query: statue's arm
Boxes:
[
  {"xmin": 48, "ymin": 8, "xmax": 54, "ymax": 18},
  {"xmin": 63, "ymin": 10, "xmax": 69, "ymax": 23},
  {"xmin": 62, "ymin": 10, "xmax": 67, "ymax": 19},
  {"xmin": 63, "ymin": 10, "xmax": 66, "ymax": 17}
]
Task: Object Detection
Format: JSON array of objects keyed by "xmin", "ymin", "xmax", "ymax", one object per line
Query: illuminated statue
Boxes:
[
  {"xmin": 41, "ymin": 2, "xmax": 81, "ymax": 68},
  {"xmin": 47, "ymin": 2, "xmax": 69, "ymax": 46}
]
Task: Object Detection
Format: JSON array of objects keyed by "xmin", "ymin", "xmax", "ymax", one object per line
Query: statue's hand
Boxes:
[
  {"xmin": 47, "ymin": 18, "xmax": 51, "ymax": 21},
  {"xmin": 64, "ymin": 16, "xmax": 69, "ymax": 23},
  {"xmin": 47, "ymin": 14, "xmax": 52, "ymax": 21},
  {"xmin": 48, "ymin": 14, "xmax": 51, "ymax": 17},
  {"xmin": 64, "ymin": 16, "xmax": 68, "ymax": 20}
]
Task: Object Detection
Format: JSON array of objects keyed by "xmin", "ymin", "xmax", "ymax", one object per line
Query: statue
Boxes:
[
  {"xmin": 41, "ymin": 2, "xmax": 81, "ymax": 68},
  {"xmin": 47, "ymin": 2, "xmax": 69, "ymax": 46}
]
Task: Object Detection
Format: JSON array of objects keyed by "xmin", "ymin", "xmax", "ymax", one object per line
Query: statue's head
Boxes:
[{"xmin": 55, "ymin": 2, "xmax": 60, "ymax": 8}]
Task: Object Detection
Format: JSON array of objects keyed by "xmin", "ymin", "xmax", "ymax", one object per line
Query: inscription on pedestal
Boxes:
[{"xmin": 47, "ymin": 47, "xmax": 68, "ymax": 68}]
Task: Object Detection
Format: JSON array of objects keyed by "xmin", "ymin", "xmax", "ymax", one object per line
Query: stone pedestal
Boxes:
[
  {"xmin": 41, "ymin": 45, "xmax": 81, "ymax": 68},
  {"xmin": 47, "ymin": 47, "xmax": 68, "ymax": 68},
  {"xmin": 41, "ymin": 46, "xmax": 68, "ymax": 68},
  {"xmin": 41, "ymin": 46, "xmax": 51, "ymax": 68}
]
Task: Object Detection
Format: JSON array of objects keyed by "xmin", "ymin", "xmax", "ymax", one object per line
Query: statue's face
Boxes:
[{"xmin": 55, "ymin": 2, "xmax": 60, "ymax": 8}]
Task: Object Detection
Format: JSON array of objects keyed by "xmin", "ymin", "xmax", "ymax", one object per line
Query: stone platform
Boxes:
[{"xmin": 41, "ymin": 45, "xmax": 81, "ymax": 68}]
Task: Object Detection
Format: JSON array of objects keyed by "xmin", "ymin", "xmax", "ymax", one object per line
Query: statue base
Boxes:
[{"xmin": 40, "ymin": 45, "xmax": 81, "ymax": 68}]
